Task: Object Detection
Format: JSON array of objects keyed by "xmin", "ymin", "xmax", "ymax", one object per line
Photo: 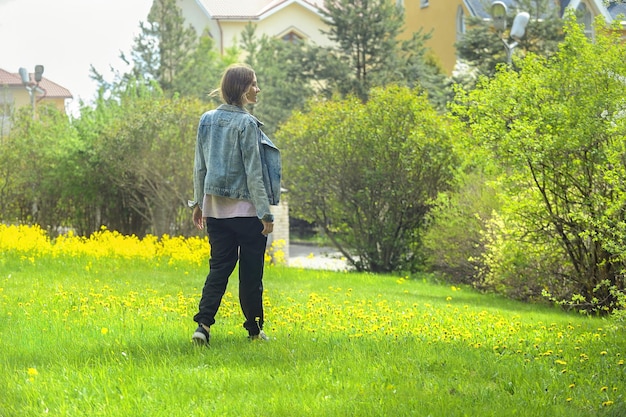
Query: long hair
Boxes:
[{"xmin": 219, "ymin": 64, "xmax": 255, "ymax": 107}]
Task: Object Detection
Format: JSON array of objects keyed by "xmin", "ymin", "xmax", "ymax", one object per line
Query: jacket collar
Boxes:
[{"xmin": 217, "ymin": 104, "xmax": 264, "ymax": 127}]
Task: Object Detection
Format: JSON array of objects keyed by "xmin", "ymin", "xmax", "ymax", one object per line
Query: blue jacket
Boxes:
[{"xmin": 193, "ymin": 104, "xmax": 281, "ymax": 222}]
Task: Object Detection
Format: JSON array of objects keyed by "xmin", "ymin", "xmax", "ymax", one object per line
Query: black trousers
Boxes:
[{"xmin": 193, "ymin": 217, "xmax": 267, "ymax": 336}]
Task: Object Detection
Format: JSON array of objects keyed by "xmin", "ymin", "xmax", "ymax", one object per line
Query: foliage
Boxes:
[
  {"xmin": 1, "ymin": 225, "xmax": 624, "ymax": 416},
  {"xmin": 239, "ymin": 25, "xmax": 316, "ymax": 137},
  {"xmin": 319, "ymin": 0, "xmax": 447, "ymax": 105},
  {"xmin": 1, "ymin": 82, "xmax": 206, "ymax": 237},
  {"xmin": 423, "ymin": 171, "xmax": 501, "ymax": 284},
  {"xmin": 450, "ymin": 14, "xmax": 626, "ymax": 313},
  {"xmin": 277, "ymin": 86, "xmax": 460, "ymax": 273},
  {"xmin": 0, "ymin": 104, "xmax": 80, "ymax": 230},
  {"xmin": 234, "ymin": 0, "xmax": 449, "ymax": 139},
  {"xmin": 125, "ymin": 0, "xmax": 197, "ymax": 93},
  {"xmin": 320, "ymin": 0, "xmax": 403, "ymax": 99},
  {"xmin": 173, "ymin": 29, "xmax": 239, "ymax": 101},
  {"xmin": 71, "ymin": 82, "xmax": 205, "ymax": 237}
]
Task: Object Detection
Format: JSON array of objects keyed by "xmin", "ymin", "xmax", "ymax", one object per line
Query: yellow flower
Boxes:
[
  {"xmin": 602, "ymin": 401, "xmax": 614, "ymax": 407},
  {"xmin": 101, "ymin": 327, "xmax": 109, "ymax": 335},
  {"xmin": 600, "ymin": 386, "xmax": 608, "ymax": 392},
  {"xmin": 27, "ymin": 368, "xmax": 38, "ymax": 376}
]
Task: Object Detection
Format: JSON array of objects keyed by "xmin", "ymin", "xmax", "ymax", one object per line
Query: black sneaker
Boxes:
[{"xmin": 192, "ymin": 324, "xmax": 210, "ymax": 345}]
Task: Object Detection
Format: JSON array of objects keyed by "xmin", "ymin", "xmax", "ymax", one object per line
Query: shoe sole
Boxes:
[{"xmin": 192, "ymin": 331, "xmax": 209, "ymax": 345}]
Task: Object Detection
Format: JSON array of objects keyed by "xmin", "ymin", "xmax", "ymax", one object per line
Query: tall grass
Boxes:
[{"xmin": 0, "ymin": 225, "xmax": 624, "ymax": 416}]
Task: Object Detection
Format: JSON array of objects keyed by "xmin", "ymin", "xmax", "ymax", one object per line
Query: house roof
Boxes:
[
  {"xmin": 464, "ymin": 0, "xmax": 618, "ymax": 20},
  {"xmin": 199, "ymin": 0, "xmax": 324, "ymax": 20},
  {"xmin": 0, "ymin": 68, "xmax": 72, "ymax": 99}
]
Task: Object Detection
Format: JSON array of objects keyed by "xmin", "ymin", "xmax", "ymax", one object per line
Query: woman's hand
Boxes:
[
  {"xmin": 261, "ymin": 219, "xmax": 274, "ymax": 236},
  {"xmin": 193, "ymin": 205, "xmax": 204, "ymax": 230}
]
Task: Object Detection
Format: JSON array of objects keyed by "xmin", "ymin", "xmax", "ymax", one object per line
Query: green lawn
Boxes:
[{"xmin": 1, "ymin": 246, "xmax": 624, "ymax": 416}]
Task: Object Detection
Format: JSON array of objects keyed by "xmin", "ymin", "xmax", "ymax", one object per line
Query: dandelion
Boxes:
[
  {"xmin": 600, "ymin": 351, "xmax": 608, "ymax": 356},
  {"xmin": 555, "ymin": 359, "xmax": 567, "ymax": 365},
  {"xmin": 600, "ymin": 386, "xmax": 608, "ymax": 392},
  {"xmin": 101, "ymin": 327, "xmax": 109, "ymax": 335},
  {"xmin": 602, "ymin": 401, "xmax": 614, "ymax": 407},
  {"xmin": 27, "ymin": 368, "xmax": 38, "ymax": 376},
  {"xmin": 568, "ymin": 384, "xmax": 575, "ymax": 389}
]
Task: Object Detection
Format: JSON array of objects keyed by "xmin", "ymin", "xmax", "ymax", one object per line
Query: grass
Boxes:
[{"xmin": 0, "ymin": 225, "xmax": 624, "ymax": 416}]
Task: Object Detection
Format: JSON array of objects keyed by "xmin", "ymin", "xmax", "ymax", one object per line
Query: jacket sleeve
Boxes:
[
  {"xmin": 240, "ymin": 120, "xmax": 273, "ymax": 222},
  {"xmin": 192, "ymin": 114, "xmax": 208, "ymax": 210}
]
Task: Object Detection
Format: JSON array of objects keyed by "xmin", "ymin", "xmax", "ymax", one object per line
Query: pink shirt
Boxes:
[{"xmin": 202, "ymin": 194, "xmax": 256, "ymax": 219}]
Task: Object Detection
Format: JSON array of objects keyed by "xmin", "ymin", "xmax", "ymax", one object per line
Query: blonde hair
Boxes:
[{"xmin": 216, "ymin": 64, "xmax": 255, "ymax": 107}]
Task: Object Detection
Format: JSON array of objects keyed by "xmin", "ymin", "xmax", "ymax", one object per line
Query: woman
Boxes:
[{"xmin": 189, "ymin": 64, "xmax": 281, "ymax": 345}]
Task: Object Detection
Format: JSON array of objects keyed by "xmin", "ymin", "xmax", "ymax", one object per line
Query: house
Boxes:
[
  {"xmin": 401, "ymin": 0, "xmax": 626, "ymax": 75},
  {"xmin": 177, "ymin": 0, "xmax": 625, "ymax": 77},
  {"xmin": 0, "ymin": 67, "xmax": 72, "ymax": 132},
  {"xmin": 177, "ymin": 0, "xmax": 332, "ymax": 53}
]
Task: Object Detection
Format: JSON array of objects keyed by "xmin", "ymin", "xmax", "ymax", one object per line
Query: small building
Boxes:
[{"xmin": 0, "ymin": 67, "xmax": 72, "ymax": 133}]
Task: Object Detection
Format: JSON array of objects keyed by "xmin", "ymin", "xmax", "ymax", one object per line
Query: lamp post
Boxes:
[
  {"xmin": 490, "ymin": 1, "xmax": 529, "ymax": 65},
  {"xmin": 18, "ymin": 65, "xmax": 44, "ymax": 119}
]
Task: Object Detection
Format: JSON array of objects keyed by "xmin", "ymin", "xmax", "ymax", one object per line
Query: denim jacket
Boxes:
[{"xmin": 192, "ymin": 104, "xmax": 281, "ymax": 222}]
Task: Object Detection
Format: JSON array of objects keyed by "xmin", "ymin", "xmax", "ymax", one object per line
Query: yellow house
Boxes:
[
  {"xmin": 0, "ymin": 67, "xmax": 72, "ymax": 132},
  {"xmin": 178, "ymin": 0, "xmax": 332, "ymax": 53},
  {"xmin": 398, "ymin": 0, "xmax": 469, "ymax": 75}
]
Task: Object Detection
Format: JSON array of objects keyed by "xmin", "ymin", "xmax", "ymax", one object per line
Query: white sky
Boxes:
[{"xmin": 0, "ymin": 0, "xmax": 154, "ymax": 116}]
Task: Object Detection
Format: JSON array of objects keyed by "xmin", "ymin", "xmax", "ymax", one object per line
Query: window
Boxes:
[
  {"xmin": 282, "ymin": 31, "xmax": 303, "ymax": 44},
  {"xmin": 421, "ymin": 0, "xmax": 429, "ymax": 8}
]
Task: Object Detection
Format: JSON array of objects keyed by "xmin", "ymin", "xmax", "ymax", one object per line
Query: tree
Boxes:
[
  {"xmin": 451, "ymin": 14, "xmax": 626, "ymax": 312},
  {"xmin": 174, "ymin": 29, "xmax": 239, "ymax": 101},
  {"xmin": 72, "ymin": 82, "xmax": 205, "ymax": 237},
  {"xmin": 1, "ymin": 104, "xmax": 80, "ymax": 231},
  {"xmin": 239, "ymin": 25, "xmax": 317, "ymax": 136},
  {"xmin": 130, "ymin": 0, "xmax": 197, "ymax": 93},
  {"xmin": 90, "ymin": 0, "xmax": 233, "ymax": 102},
  {"xmin": 320, "ymin": 0, "xmax": 403, "ymax": 99},
  {"xmin": 277, "ymin": 86, "xmax": 460, "ymax": 272},
  {"xmin": 319, "ymin": 0, "xmax": 446, "ymax": 103}
]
